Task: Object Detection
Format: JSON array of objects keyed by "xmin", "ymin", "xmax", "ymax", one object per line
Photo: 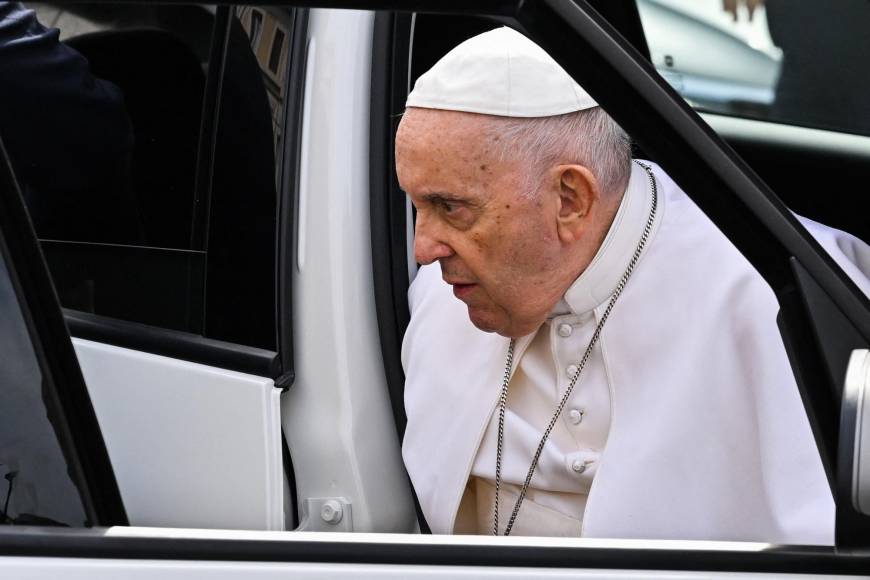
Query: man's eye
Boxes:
[{"xmin": 441, "ymin": 201, "xmax": 458, "ymax": 214}]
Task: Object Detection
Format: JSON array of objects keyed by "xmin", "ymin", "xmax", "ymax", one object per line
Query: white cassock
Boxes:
[{"xmin": 401, "ymin": 161, "xmax": 870, "ymax": 544}]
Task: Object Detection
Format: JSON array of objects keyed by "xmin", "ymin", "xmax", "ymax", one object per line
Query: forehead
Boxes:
[
  {"xmin": 398, "ymin": 109, "xmax": 495, "ymax": 156},
  {"xmin": 396, "ymin": 108, "xmax": 507, "ymax": 196}
]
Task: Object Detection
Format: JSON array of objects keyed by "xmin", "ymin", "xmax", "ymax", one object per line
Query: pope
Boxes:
[{"xmin": 396, "ymin": 27, "xmax": 870, "ymax": 543}]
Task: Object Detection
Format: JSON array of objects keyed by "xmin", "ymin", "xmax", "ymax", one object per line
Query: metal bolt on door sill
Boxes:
[{"xmin": 296, "ymin": 497, "xmax": 353, "ymax": 532}]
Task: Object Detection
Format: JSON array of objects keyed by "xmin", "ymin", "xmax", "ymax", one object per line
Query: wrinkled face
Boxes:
[{"xmin": 395, "ymin": 108, "xmax": 570, "ymax": 338}]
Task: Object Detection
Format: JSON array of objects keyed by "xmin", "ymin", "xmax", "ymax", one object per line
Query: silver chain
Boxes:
[{"xmin": 493, "ymin": 162, "xmax": 658, "ymax": 536}]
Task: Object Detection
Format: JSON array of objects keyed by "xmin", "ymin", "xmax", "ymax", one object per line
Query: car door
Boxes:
[
  {"xmin": 2, "ymin": 0, "xmax": 870, "ymax": 577},
  {"xmin": 1, "ymin": 0, "xmax": 419, "ymax": 538}
]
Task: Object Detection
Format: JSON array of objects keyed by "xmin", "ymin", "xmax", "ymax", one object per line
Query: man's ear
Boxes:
[{"xmin": 554, "ymin": 164, "xmax": 600, "ymax": 243}]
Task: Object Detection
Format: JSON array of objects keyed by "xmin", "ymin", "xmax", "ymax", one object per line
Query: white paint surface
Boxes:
[
  {"xmin": 283, "ymin": 8, "xmax": 418, "ymax": 533},
  {"xmin": 1, "ymin": 557, "xmax": 866, "ymax": 580},
  {"xmin": 74, "ymin": 339, "xmax": 284, "ymax": 531}
]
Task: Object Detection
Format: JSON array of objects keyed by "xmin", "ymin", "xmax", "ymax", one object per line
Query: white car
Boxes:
[{"xmin": 1, "ymin": 0, "xmax": 869, "ymax": 577}]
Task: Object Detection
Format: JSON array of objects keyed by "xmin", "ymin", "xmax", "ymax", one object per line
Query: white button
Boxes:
[
  {"xmin": 568, "ymin": 409, "xmax": 584, "ymax": 424},
  {"xmin": 557, "ymin": 323, "xmax": 573, "ymax": 338},
  {"xmin": 571, "ymin": 459, "xmax": 587, "ymax": 474},
  {"xmin": 566, "ymin": 364, "xmax": 579, "ymax": 378}
]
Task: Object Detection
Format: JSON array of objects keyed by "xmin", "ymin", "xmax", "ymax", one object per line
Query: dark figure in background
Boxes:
[{"xmin": 0, "ymin": 2, "xmax": 140, "ymax": 244}]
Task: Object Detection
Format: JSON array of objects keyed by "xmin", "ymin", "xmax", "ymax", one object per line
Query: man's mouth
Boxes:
[{"xmin": 450, "ymin": 282, "xmax": 476, "ymax": 299}]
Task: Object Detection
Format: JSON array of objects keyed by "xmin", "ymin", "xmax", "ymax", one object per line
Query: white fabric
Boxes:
[
  {"xmin": 402, "ymin": 161, "xmax": 870, "ymax": 543},
  {"xmin": 456, "ymin": 477, "xmax": 583, "ymax": 536},
  {"xmin": 461, "ymin": 163, "xmax": 657, "ymax": 533},
  {"xmin": 406, "ymin": 27, "xmax": 598, "ymax": 118}
]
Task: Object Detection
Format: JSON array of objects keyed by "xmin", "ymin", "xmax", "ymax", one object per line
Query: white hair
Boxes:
[{"xmin": 486, "ymin": 107, "xmax": 632, "ymax": 197}]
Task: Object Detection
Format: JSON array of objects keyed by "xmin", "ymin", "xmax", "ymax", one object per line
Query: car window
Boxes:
[
  {"xmin": 203, "ymin": 5, "xmax": 291, "ymax": 348},
  {"xmin": 0, "ymin": 248, "xmax": 89, "ymax": 527},
  {"xmin": 631, "ymin": 0, "xmax": 870, "ymax": 247},
  {"xmin": 635, "ymin": 0, "xmax": 870, "ymax": 137},
  {"xmin": 2, "ymin": 2, "xmax": 289, "ymax": 349}
]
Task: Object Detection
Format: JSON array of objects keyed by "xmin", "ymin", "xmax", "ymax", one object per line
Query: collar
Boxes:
[{"xmin": 560, "ymin": 160, "xmax": 660, "ymax": 315}]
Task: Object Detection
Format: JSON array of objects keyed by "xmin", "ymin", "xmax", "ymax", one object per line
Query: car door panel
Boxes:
[
  {"xmin": 2, "ymin": 557, "xmax": 866, "ymax": 580},
  {"xmin": 3, "ymin": 528, "xmax": 870, "ymax": 578},
  {"xmin": 73, "ymin": 338, "xmax": 284, "ymax": 531}
]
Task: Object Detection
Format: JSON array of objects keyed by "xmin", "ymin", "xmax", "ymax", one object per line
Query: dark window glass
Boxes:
[
  {"xmin": 268, "ymin": 28, "xmax": 285, "ymax": 74},
  {"xmin": 3, "ymin": 2, "xmax": 212, "ymax": 335},
  {"xmin": 199, "ymin": 6, "xmax": 293, "ymax": 349},
  {"xmin": 0, "ymin": 251, "xmax": 89, "ymax": 527},
  {"xmin": 636, "ymin": 0, "xmax": 870, "ymax": 136},
  {"xmin": 41, "ymin": 241, "xmax": 205, "ymax": 334},
  {"xmin": 249, "ymin": 8, "xmax": 263, "ymax": 48},
  {"xmin": 3, "ymin": 3, "xmax": 287, "ymax": 349},
  {"xmin": 236, "ymin": 4, "xmax": 291, "ymax": 165}
]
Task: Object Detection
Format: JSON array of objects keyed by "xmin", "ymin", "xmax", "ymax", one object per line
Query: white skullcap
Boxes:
[{"xmin": 406, "ymin": 27, "xmax": 598, "ymax": 118}]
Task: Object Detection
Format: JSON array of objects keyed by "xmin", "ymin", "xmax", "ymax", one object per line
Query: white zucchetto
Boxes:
[{"xmin": 406, "ymin": 26, "xmax": 598, "ymax": 117}]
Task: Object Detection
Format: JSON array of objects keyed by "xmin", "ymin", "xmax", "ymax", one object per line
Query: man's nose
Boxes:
[{"xmin": 414, "ymin": 220, "xmax": 453, "ymax": 265}]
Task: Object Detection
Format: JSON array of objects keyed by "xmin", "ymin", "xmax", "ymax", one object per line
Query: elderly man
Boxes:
[{"xmin": 397, "ymin": 28, "xmax": 870, "ymax": 543}]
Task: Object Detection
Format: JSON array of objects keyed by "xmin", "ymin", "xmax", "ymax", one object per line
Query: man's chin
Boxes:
[
  {"xmin": 467, "ymin": 306, "xmax": 541, "ymax": 338},
  {"xmin": 466, "ymin": 306, "xmax": 496, "ymax": 332},
  {"xmin": 467, "ymin": 306, "xmax": 507, "ymax": 335}
]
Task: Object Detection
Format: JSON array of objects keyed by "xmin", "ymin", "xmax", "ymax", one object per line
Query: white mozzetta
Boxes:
[
  {"xmin": 73, "ymin": 338, "xmax": 283, "ymax": 531},
  {"xmin": 284, "ymin": 9, "xmax": 418, "ymax": 533}
]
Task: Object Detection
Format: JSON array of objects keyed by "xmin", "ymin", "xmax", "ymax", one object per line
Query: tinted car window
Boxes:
[
  {"xmin": 201, "ymin": 5, "xmax": 290, "ymax": 349},
  {"xmin": 0, "ymin": 250, "xmax": 89, "ymax": 527},
  {"xmin": 636, "ymin": 0, "xmax": 870, "ymax": 136},
  {"xmin": 2, "ymin": 3, "xmax": 288, "ymax": 349},
  {"xmin": 2, "ymin": 2, "xmax": 212, "ymax": 335}
]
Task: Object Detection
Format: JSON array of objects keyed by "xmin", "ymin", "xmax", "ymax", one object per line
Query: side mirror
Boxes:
[{"xmin": 842, "ymin": 349, "xmax": 870, "ymax": 515}]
